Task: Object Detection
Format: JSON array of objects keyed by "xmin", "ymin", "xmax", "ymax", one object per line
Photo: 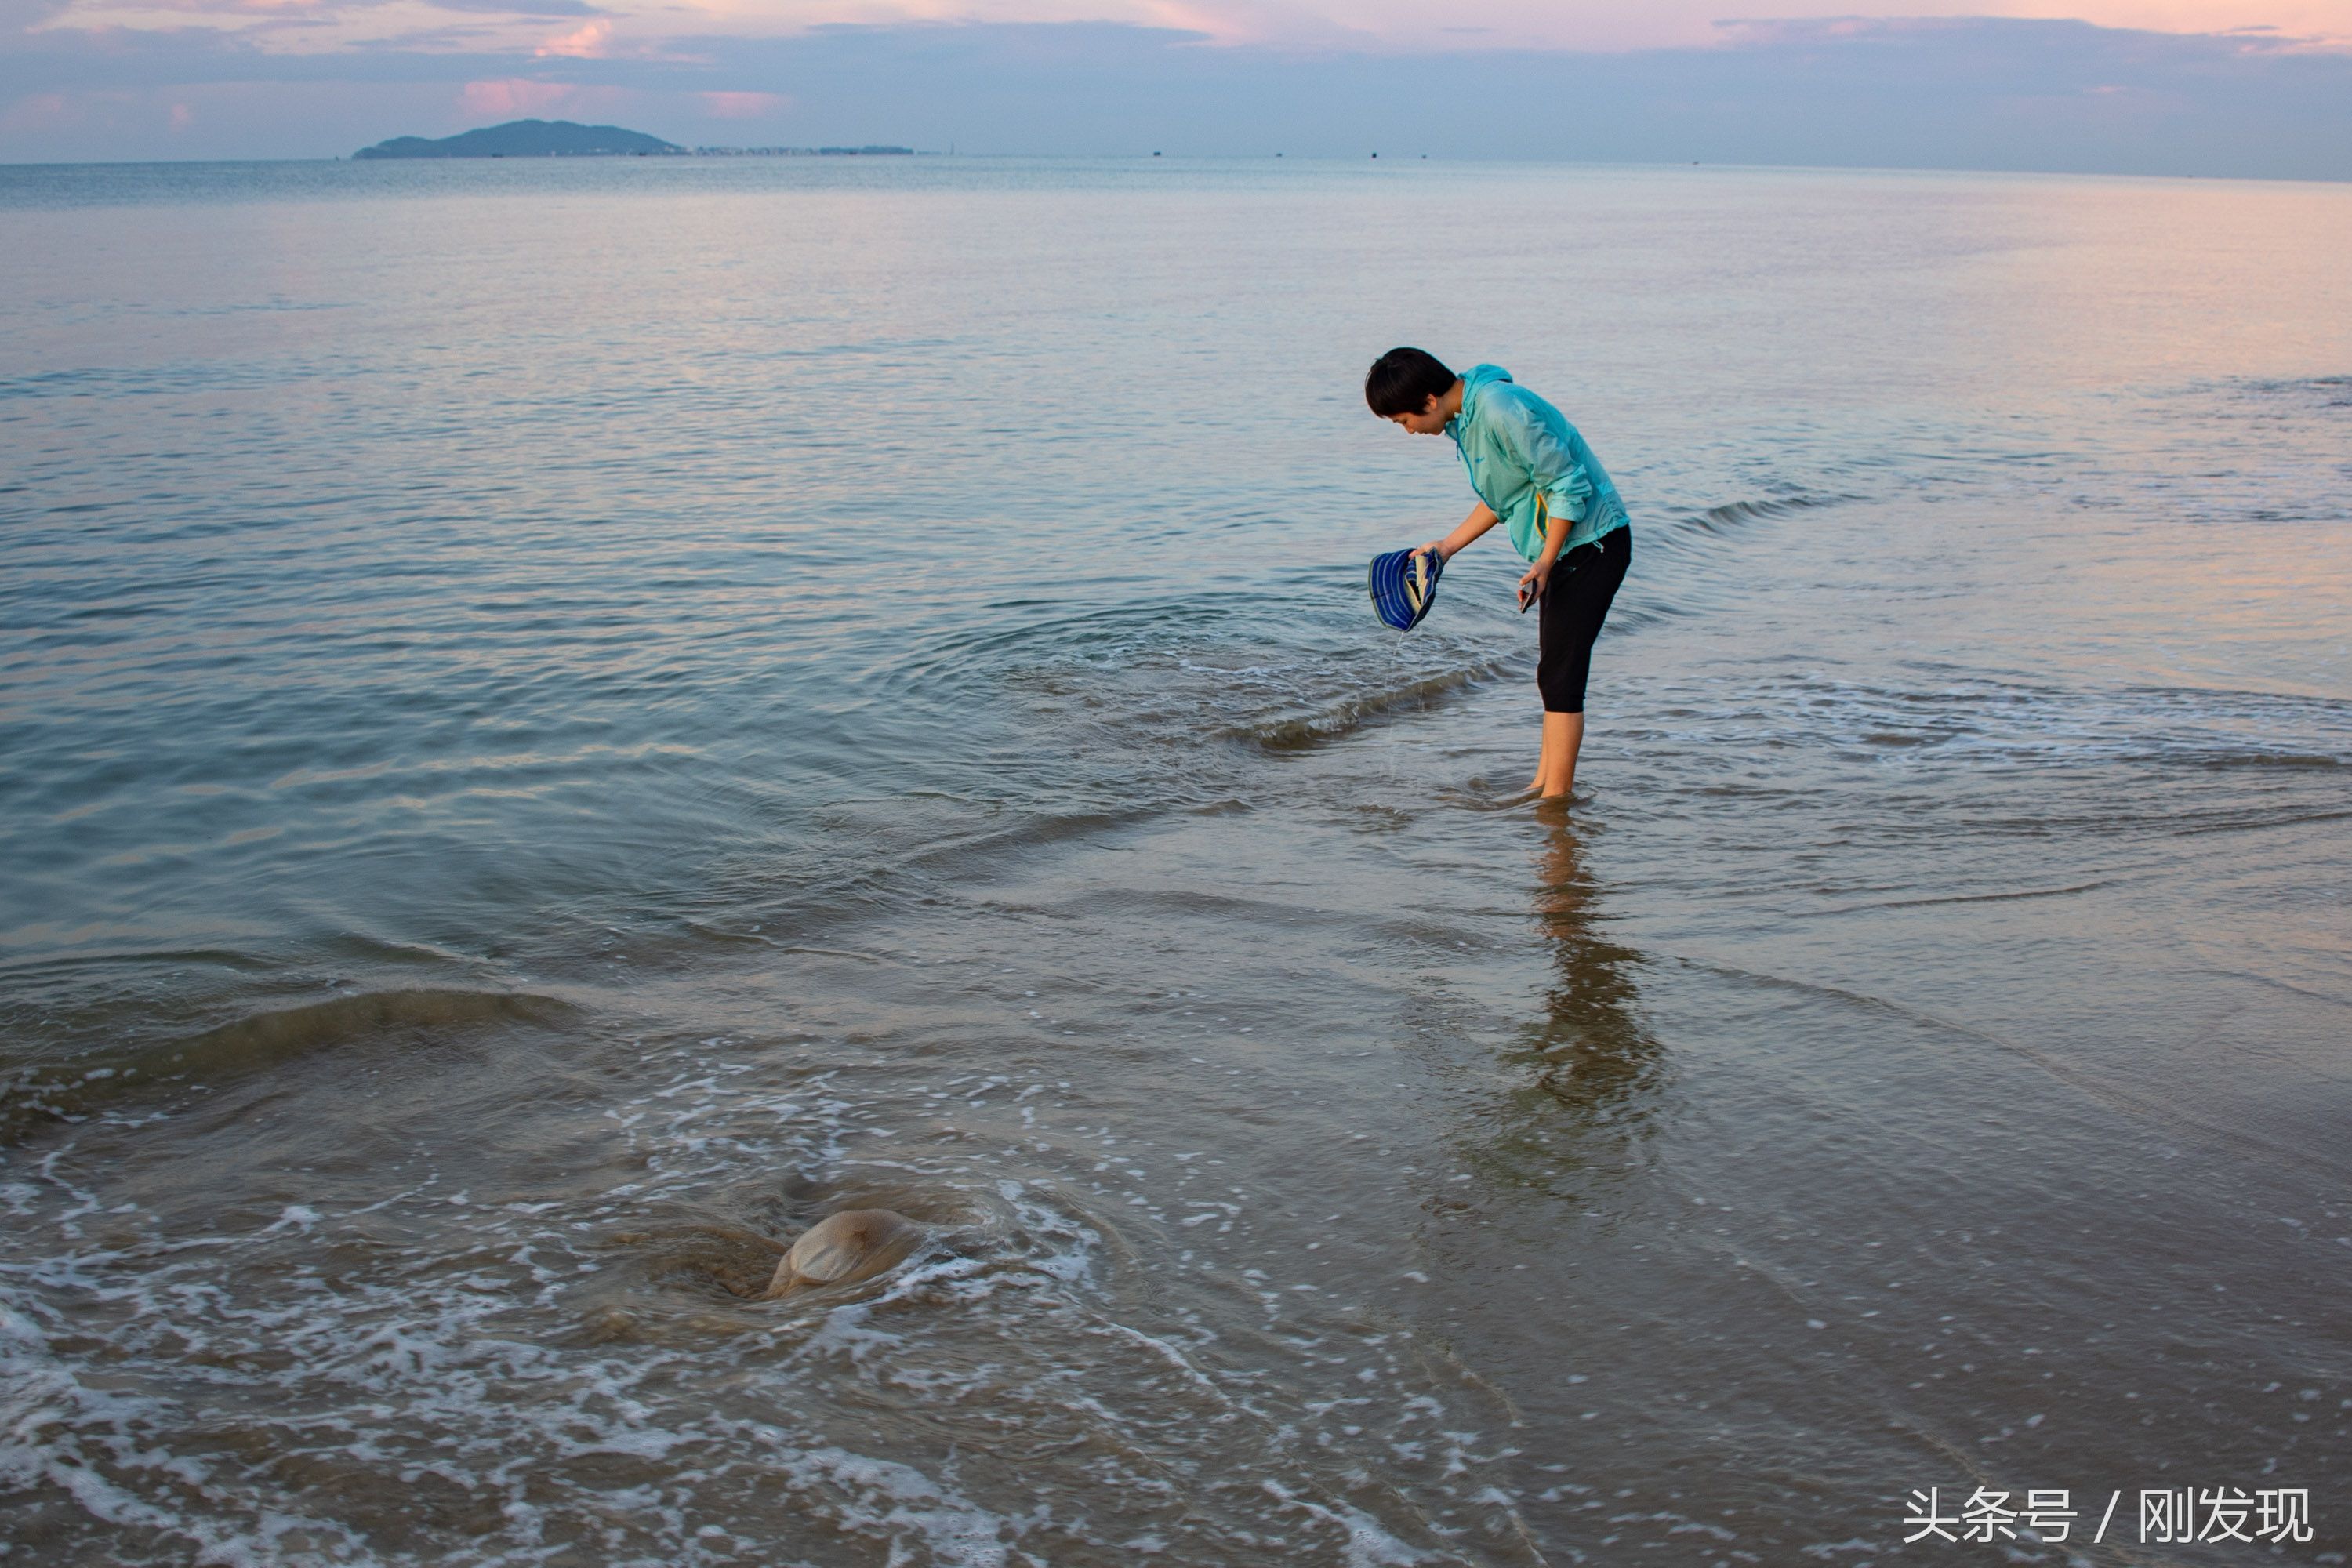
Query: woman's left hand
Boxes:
[{"xmin": 1516, "ymin": 558, "xmax": 1553, "ymax": 612}]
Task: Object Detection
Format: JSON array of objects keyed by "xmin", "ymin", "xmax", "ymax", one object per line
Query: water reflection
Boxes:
[{"xmin": 1456, "ymin": 817, "xmax": 1668, "ymax": 1196}]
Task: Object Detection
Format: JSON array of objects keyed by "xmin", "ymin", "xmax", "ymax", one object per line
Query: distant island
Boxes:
[
  {"xmin": 354, "ymin": 120, "xmax": 685, "ymax": 159},
  {"xmin": 352, "ymin": 120, "xmax": 920, "ymax": 161}
]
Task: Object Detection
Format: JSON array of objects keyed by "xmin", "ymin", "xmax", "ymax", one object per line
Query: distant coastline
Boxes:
[
  {"xmin": 695, "ymin": 146, "xmax": 917, "ymax": 157},
  {"xmin": 353, "ymin": 118, "xmax": 920, "ymax": 162}
]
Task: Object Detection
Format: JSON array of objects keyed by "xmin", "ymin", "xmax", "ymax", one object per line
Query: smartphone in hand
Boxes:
[{"xmin": 1517, "ymin": 579, "xmax": 1539, "ymax": 614}]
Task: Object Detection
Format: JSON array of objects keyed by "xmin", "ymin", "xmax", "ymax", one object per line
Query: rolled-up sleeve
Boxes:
[{"xmin": 1500, "ymin": 400, "xmax": 1593, "ymax": 524}]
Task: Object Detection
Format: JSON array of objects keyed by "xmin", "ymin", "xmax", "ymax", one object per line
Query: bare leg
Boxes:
[
  {"xmin": 1527, "ymin": 720, "xmax": 1551, "ymax": 793},
  {"xmin": 1535, "ymin": 710, "xmax": 1585, "ymax": 799}
]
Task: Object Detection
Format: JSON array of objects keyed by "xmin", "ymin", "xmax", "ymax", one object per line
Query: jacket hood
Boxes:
[{"xmin": 1457, "ymin": 363, "xmax": 1512, "ymax": 420}]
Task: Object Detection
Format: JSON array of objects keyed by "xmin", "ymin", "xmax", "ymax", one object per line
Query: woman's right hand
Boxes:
[{"xmin": 1419, "ymin": 539, "xmax": 1450, "ymax": 561}]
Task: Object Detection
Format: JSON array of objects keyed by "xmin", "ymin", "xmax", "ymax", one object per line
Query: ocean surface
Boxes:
[{"xmin": 2, "ymin": 156, "xmax": 2347, "ymax": 1565}]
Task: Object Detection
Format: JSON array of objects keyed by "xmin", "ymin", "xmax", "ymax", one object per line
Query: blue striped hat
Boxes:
[{"xmin": 1367, "ymin": 547, "xmax": 1445, "ymax": 631}]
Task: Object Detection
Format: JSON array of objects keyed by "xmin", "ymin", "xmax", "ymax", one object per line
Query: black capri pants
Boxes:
[{"xmin": 1536, "ymin": 524, "xmax": 1631, "ymax": 714}]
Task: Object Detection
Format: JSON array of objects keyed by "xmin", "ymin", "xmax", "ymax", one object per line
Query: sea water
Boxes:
[{"xmin": 2, "ymin": 156, "xmax": 2347, "ymax": 1563}]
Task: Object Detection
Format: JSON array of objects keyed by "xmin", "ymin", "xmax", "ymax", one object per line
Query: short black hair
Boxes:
[{"xmin": 1364, "ymin": 347, "xmax": 1456, "ymax": 418}]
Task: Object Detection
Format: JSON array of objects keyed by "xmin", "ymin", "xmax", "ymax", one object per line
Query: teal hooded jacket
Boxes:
[{"xmin": 1446, "ymin": 365, "xmax": 1629, "ymax": 564}]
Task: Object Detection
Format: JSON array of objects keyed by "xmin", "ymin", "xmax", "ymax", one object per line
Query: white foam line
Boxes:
[
  {"xmin": 0, "ymin": 1301, "xmax": 368, "ymax": 1567},
  {"xmin": 1259, "ymin": 1478, "xmax": 1431, "ymax": 1567},
  {"xmin": 1087, "ymin": 1318, "xmax": 1229, "ymax": 1402},
  {"xmin": 778, "ymin": 1445, "xmax": 1018, "ymax": 1568}
]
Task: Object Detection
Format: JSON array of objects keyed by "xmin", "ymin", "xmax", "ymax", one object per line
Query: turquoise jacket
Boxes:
[{"xmin": 1446, "ymin": 364, "xmax": 1629, "ymax": 564}]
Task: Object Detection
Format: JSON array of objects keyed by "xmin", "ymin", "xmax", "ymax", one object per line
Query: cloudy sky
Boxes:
[{"xmin": 5, "ymin": 0, "xmax": 2350, "ymax": 172}]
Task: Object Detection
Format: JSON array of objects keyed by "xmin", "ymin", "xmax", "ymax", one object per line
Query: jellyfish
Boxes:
[{"xmin": 765, "ymin": 1209, "xmax": 924, "ymax": 1298}]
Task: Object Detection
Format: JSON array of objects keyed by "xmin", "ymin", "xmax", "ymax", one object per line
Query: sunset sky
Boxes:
[{"xmin": 5, "ymin": 0, "xmax": 2350, "ymax": 169}]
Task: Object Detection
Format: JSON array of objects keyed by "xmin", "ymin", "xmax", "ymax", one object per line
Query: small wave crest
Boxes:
[
  {"xmin": 891, "ymin": 577, "xmax": 1525, "ymax": 775},
  {"xmin": 1230, "ymin": 660, "xmax": 1509, "ymax": 752},
  {"xmin": 1620, "ymin": 671, "xmax": 2352, "ymax": 801},
  {"xmin": 0, "ymin": 988, "xmax": 574, "ymax": 1145},
  {"xmin": 2235, "ymin": 373, "xmax": 2352, "ymax": 409},
  {"xmin": 1682, "ymin": 494, "xmax": 1850, "ymax": 533}
]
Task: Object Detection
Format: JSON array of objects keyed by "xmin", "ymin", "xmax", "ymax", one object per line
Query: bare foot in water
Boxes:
[{"xmin": 1532, "ymin": 711, "xmax": 1585, "ymax": 800}]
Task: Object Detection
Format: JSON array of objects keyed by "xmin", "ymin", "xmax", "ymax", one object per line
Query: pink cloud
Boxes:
[
  {"xmin": 2, "ymin": 92, "xmax": 74, "ymax": 132},
  {"xmin": 459, "ymin": 78, "xmax": 578, "ymax": 118},
  {"xmin": 535, "ymin": 20, "xmax": 611, "ymax": 59},
  {"xmin": 169, "ymin": 102, "xmax": 194, "ymax": 131},
  {"xmin": 699, "ymin": 90, "xmax": 788, "ymax": 119}
]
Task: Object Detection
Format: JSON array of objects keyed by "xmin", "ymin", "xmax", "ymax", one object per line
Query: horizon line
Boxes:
[{"xmin": 2, "ymin": 152, "xmax": 2348, "ymax": 188}]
